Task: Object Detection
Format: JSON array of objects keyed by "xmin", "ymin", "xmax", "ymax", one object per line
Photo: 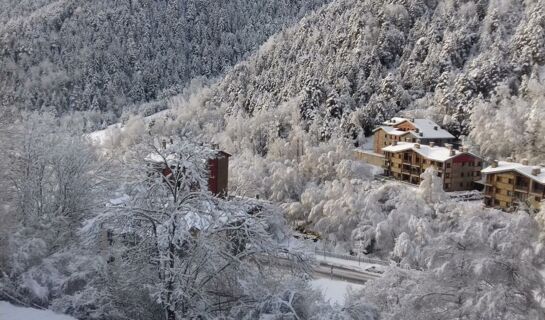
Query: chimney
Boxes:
[
  {"xmin": 392, "ymin": 141, "xmax": 398, "ymax": 146},
  {"xmin": 429, "ymin": 142, "xmax": 435, "ymax": 147},
  {"xmin": 415, "ymin": 128, "xmax": 420, "ymax": 133},
  {"xmin": 434, "ymin": 126, "xmax": 438, "ymax": 130},
  {"xmin": 415, "ymin": 143, "xmax": 420, "ymax": 149},
  {"xmin": 419, "ymin": 132, "xmax": 423, "ymax": 137},
  {"xmin": 521, "ymin": 158, "xmax": 529, "ymax": 165},
  {"xmin": 491, "ymin": 160, "xmax": 499, "ymax": 168},
  {"xmin": 416, "ymin": 139, "xmax": 422, "ymax": 144},
  {"xmin": 444, "ymin": 143, "xmax": 454, "ymax": 156},
  {"xmin": 532, "ymin": 166, "xmax": 541, "ymax": 176},
  {"xmin": 161, "ymin": 139, "xmax": 167, "ymax": 149}
]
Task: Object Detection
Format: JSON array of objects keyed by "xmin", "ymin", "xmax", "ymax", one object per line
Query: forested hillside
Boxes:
[
  {"xmin": 3, "ymin": 0, "xmax": 545, "ymax": 319},
  {"xmin": 161, "ymin": 0, "xmax": 545, "ymax": 247},
  {"xmin": 0, "ymin": 0, "xmax": 329, "ymax": 116},
  {"xmin": 197, "ymin": 0, "xmax": 544, "ymax": 140}
]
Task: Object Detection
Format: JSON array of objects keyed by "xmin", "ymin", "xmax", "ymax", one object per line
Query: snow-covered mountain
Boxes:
[
  {"xmin": 0, "ymin": 0, "xmax": 330, "ymax": 115},
  {"xmin": 2, "ymin": 1, "xmax": 545, "ymax": 319},
  {"xmin": 200, "ymin": 0, "xmax": 544, "ymax": 138}
]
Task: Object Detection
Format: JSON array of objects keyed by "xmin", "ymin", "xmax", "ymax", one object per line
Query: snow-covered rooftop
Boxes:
[
  {"xmin": 372, "ymin": 126, "xmax": 410, "ymax": 136},
  {"xmin": 382, "ymin": 142, "xmax": 474, "ymax": 162},
  {"xmin": 482, "ymin": 161, "xmax": 545, "ymax": 184},
  {"xmin": 410, "ymin": 119, "xmax": 455, "ymax": 139},
  {"xmin": 144, "ymin": 152, "xmax": 178, "ymax": 164},
  {"xmin": 377, "ymin": 118, "xmax": 455, "ymax": 140},
  {"xmin": 382, "ymin": 117, "xmax": 409, "ymax": 126}
]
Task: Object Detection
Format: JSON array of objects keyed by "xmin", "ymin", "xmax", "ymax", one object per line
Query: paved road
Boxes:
[
  {"xmin": 275, "ymin": 252, "xmax": 384, "ymax": 285},
  {"xmin": 314, "ymin": 261, "xmax": 382, "ymax": 284}
]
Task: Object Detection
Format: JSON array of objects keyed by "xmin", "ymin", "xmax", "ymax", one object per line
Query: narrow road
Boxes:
[{"xmin": 314, "ymin": 261, "xmax": 382, "ymax": 284}]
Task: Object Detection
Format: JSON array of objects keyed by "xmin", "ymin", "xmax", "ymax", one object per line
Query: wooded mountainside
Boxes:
[
  {"xmin": 0, "ymin": 0, "xmax": 329, "ymax": 116},
  {"xmin": 201, "ymin": 0, "xmax": 545, "ymax": 138},
  {"xmin": 2, "ymin": 1, "xmax": 545, "ymax": 319}
]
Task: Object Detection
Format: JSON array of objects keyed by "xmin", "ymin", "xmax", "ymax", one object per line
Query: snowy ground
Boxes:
[
  {"xmin": 0, "ymin": 302, "xmax": 76, "ymax": 320},
  {"xmin": 310, "ymin": 278, "xmax": 364, "ymax": 304}
]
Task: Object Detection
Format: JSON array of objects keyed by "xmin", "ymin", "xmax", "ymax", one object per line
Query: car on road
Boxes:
[{"xmin": 364, "ymin": 266, "xmax": 384, "ymax": 274}]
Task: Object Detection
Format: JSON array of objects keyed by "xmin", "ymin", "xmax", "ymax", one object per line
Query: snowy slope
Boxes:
[
  {"xmin": 310, "ymin": 278, "xmax": 364, "ymax": 304},
  {"xmin": 0, "ymin": 302, "xmax": 76, "ymax": 320}
]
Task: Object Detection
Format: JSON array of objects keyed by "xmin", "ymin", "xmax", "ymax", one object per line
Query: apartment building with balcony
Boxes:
[
  {"xmin": 355, "ymin": 117, "xmax": 457, "ymax": 166},
  {"xmin": 382, "ymin": 141, "xmax": 483, "ymax": 192},
  {"xmin": 481, "ymin": 160, "xmax": 545, "ymax": 211},
  {"xmin": 373, "ymin": 117, "xmax": 456, "ymax": 154}
]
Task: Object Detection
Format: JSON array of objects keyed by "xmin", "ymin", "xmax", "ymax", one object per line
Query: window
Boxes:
[
  {"xmin": 508, "ymin": 178, "xmax": 513, "ymax": 184},
  {"xmin": 445, "ymin": 173, "xmax": 450, "ymax": 178},
  {"xmin": 445, "ymin": 183, "xmax": 451, "ymax": 189},
  {"xmin": 533, "ymin": 183, "xmax": 544, "ymax": 194},
  {"xmin": 461, "ymin": 172, "xmax": 464, "ymax": 177},
  {"xmin": 460, "ymin": 182, "xmax": 463, "ymax": 187},
  {"xmin": 446, "ymin": 163, "xmax": 451, "ymax": 169},
  {"xmin": 477, "ymin": 161, "xmax": 482, "ymax": 167},
  {"xmin": 438, "ymin": 172, "xmax": 442, "ymax": 177}
]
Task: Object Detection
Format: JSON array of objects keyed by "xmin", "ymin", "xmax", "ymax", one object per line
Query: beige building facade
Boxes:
[
  {"xmin": 382, "ymin": 142, "xmax": 482, "ymax": 192},
  {"xmin": 373, "ymin": 118, "xmax": 456, "ymax": 154},
  {"xmin": 481, "ymin": 160, "xmax": 544, "ymax": 211}
]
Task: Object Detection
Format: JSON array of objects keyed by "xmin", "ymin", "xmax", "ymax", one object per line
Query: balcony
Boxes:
[
  {"xmin": 515, "ymin": 177, "xmax": 530, "ymax": 192},
  {"xmin": 514, "ymin": 192, "xmax": 529, "ymax": 201},
  {"xmin": 531, "ymin": 183, "xmax": 545, "ymax": 195},
  {"xmin": 481, "ymin": 175, "xmax": 494, "ymax": 186}
]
